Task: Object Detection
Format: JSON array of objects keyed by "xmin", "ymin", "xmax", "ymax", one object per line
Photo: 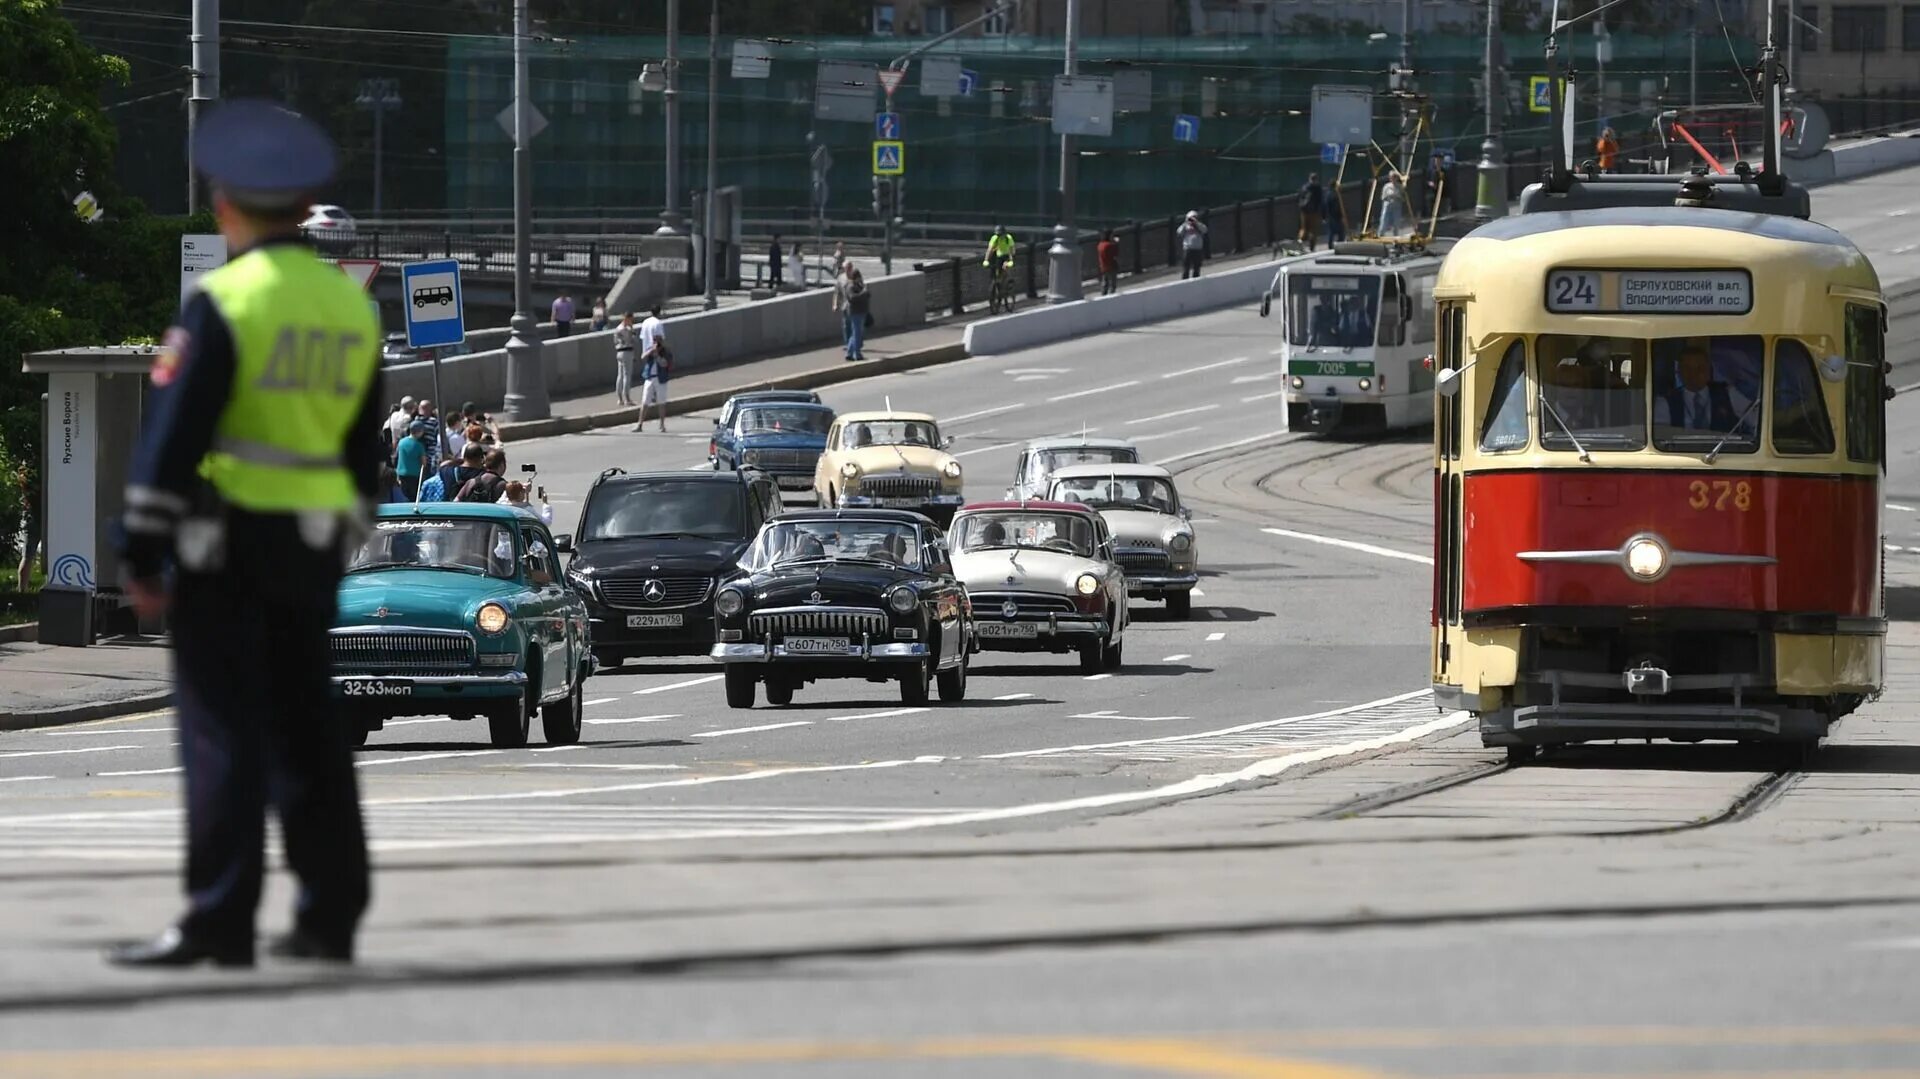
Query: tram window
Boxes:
[
  {"xmin": 1844, "ymin": 304, "xmax": 1885, "ymax": 464},
  {"xmin": 1772, "ymin": 339, "xmax": 1836, "ymax": 456},
  {"xmin": 1479, "ymin": 340, "xmax": 1530, "ymax": 453},
  {"xmin": 1378, "ymin": 275, "xmax": 1405, "ymax": 347},
  {"xmin": 1288, "ymin": 274, "xmax": 1380, "ymax": 348},
  {"xmin": 1651, "ymin": 335, "xmax": 1764, "ymax": 454},
  {"xmin": 1409, "ymin": 278, "xmax": 1434, "ymax": 345},
  {"xmin": 1536, "ymin": 335, "xmax": 1648, "ymax": 452}
]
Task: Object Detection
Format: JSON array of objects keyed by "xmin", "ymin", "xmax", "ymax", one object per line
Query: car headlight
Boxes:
[
  {"xmin": 476, "ymin": 602, "xmax": 511, "ymax": 634},
  {"xmin": 841, "ymin": 461, "xmax": 861, "ymax": 479},
  {"xmin": 1290, "ymin": 375, "xmax": 1305, "ymax": 389},
  {"xmin": 943, "ymin": 460, "xmax": 962, "ymax": 479},
  {"xmin": 741, "ymin": 449, "xmax": 761, "ymax": 466},
  {"xmin": 1075, "ymin": 573, "xmax": 1100, "ymax": 595},
  {"xmin": 1357, "ymin": 377, "xmax": 1373, "ymax": 391},
  {"xmin": 1168, "ymin": 532, "xmax": 1193, "ymax": 552},
  {"xmin": 1624, "ymin": 535, "xmax": 1668, "ymax": 581},
  {"xmin": 886, "ymin": 585, "xmax": 918, "ymax": 614},
  {"xmin": 715, "ymin": 587, "xmax": 747, "ymax": 617}
]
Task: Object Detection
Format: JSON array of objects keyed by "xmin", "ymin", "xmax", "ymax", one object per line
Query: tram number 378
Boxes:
[{"xmin": 1688, "ymin": 479, "xmax": 1753, "ymax": 512}]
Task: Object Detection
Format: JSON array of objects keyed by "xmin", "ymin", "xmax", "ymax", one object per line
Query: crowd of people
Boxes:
[{"xmin": 378, "ymin": 397, "xmax": 550, "ymax": 515}]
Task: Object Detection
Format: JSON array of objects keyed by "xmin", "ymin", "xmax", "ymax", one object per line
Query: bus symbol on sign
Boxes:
[{"xmin": 412, "ymin": 286, "xmax": 454, "ymax": 309}]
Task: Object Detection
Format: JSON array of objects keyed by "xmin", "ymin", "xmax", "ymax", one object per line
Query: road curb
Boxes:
[
  {"xmin": 1, "ymin": 691, "xmax": 174, "ymax": 733},
  {"xmin": 0, "ymin": 623, "xmax": 37, "ymax": 645},
  {"xmin": 496, "ymin": 342, "xmax": 970, "ymax": 441}
]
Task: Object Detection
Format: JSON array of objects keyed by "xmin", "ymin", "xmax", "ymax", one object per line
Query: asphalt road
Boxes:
[{"xmin": 0, "ymin": 167, "xmax": 1917, "ymax": 1077}]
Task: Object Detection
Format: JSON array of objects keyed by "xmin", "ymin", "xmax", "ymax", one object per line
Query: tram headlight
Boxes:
[
  {"xmin": 1625, "ymin": 536, "xmax": 1669, "ymax": 581},
  {"xmin": 1357, "ymin": 377, "xmax": 1373, "ymax": 391},
  {"xmin": 1289, "ymin": 375, "xmax": 1306, "ymax": 389}
]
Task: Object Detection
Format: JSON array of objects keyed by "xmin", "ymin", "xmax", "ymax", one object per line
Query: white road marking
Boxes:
[
  {"xmin": 1161, "ymin": 653, "xmax": 1192, "ymax": 662},
  {"xmin": 96, "ymin": 767, "xmax": 182, "ymax": 777},
  {"xmin": 694, "ymin": 721, "xmax": 813, "ymax": 738},
  {"xmin": 583, "ymin": 698, "xmax": 620, "ymax": 707},
  {"xmin": 43, "ymin": 727, "xmax": 173, "ymax": 737},
  {"xmin": 383, "ymin": 717, "xmax": 456, "ymax": 727},
  {"xmin": 1083, "ymin": 673, "xmax": 1113, "ymax": 681},
  {"xmin": 823, "ymin": 707, "xmax": 929, "ymax": 722},
  {"xmin": 1069, "ymin": 710, "xmax": 1189, "ymax": 722},
  {"xmin": 1262, "ymin": 526, "xmax": 1433, "ymax": 566},
  {"xmin": 1230, "ymin": 373, "xmax": 1280, "ymax": 384},
  {"xmin": 1268, "ymin": 347, "xmax": 1288, "ymax": 356},
  {"xmin": 1243, "ymin": 389, "xmax": 1289, "ymax": 402},
  {"xmin": 1891, "ymin": 504, "xmax": 1916, "ymax": 513},
  {"xmin": 584, "ymin": 714, "xmax": 681, "ymax": 725},
  {"xmin": 1206, "ymin": 632, "xmax": 1226, "ymax": 641},
  {"xmin": 1005, "ymin": 367, "xmax": 1070, "ymax": 377},
  {"xmin": 0, "ymin": 775, "xmax": 57, "ymax": 783},
  {"xmin": 529, "ymin": 744, "xmax": 585, "ymax": 754},
  {"xmin": 1160, "ymin": 356, "xmax": 1251, "ymax": 379},
  {"xmin": 0, "ymin": 745, "xmax": 142, "ymax": 760},
  {"xmin": 519, "ymin": 763, "xmax": 689, "ymax": 771},
  {"xmin": 1048, "ymin": 380, "xmax": 1141, "ymax": 403},
  {"xmin": 944, "ymin": 403, "xmax": 1026, "ymax": 423},
  {"xmin": 685, "ymin": 464, "xmax": 714, "ymax": 471},
  {"xmin": 984, "ymin": 689, "xmax": 1434, "ymax": 759},
  {"xmin": 1191, "ymin": 588, "xmax": 1205, "ymax": 597},
  {"xmin": 1126, "ymin": 404, "xmax": 1219, "ymax": 425},
  {"xmin": 356, "ymin": 751, "xmax": 502, "ymax": 768},
  {"xmin": 1209, "ymin": 608, "xmax": 1229, "ymax": 620},
  {"xmin": 993, "ymin": 692, "xmax": 1036, "ymax": 701},
  {"xmin": 955, "ymin": 441, "xmax": 1021, "ymax": 457},
  {"xmin": 1155, "ymin": 428, "xmax": 1292, "ymax": 466},
  {"xmin": 1856, "ymin": 936, "xmax": 1920, "ymax": 949},
  {"xmin": 633, "ymin": 674, "xmax": 724, "ymax": 695},
  {"xmin": 1129, "ymin": 426, "xmax": 1202, "ymax": 443}
]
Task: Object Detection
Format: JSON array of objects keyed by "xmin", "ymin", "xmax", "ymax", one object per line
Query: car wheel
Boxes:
[
  {"xmin": 899, "ymin": 655, "xmax": 932, "ymax": 705},
  {"xmin": 1078, "ymin": 639, "xmax": 1104, "ymax": 674},
  {"xmin": 936, "ymin": 651, "xmax": 968, "ymax": 702},
  {"xmin": 724, "ymin": 666, "xmax": 757, "ymax": 709},
  {"xmin": 487, "ymin": 675, "xmax": 534, "ymax": 748},
  {"xmin": 765, "ymin": 679, "xmax": 795, "ymax": 706},
  {"xmin": 1101, "ymin": 633, "xmax": 1124, "ymax": 671},
  {"xmin": 350, "ymin": 722, "xmax": 372, "ymax": 749},
  {"xmin": 1166, "ymin": 590, "xmax": 1193, "ymax": 619},
  {"xmin": 540, "ymin": 666, "xmax": 584, "ymax": 745},
  {"xmin": 595, "ymin": 654, "xmax": 624, "ymax": 674}
]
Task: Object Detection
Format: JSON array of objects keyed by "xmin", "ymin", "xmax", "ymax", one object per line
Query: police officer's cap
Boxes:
[{"xmin": 192, "ymin": 99, "xmax": 338, "ymax": 212}]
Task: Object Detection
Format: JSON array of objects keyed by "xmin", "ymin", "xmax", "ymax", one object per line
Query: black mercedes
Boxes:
[
  {"xmin": 709, "ymin": 510, "xmax": 975, "ymax": 708},
  {"xmin": 560, "ymin": 468, "xmax": 784, "ymax": 666}
]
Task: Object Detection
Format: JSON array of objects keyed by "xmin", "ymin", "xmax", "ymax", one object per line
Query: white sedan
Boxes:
[{"xmin": 301, "ymin": 204, "xmax": 358, "ymax": 241}]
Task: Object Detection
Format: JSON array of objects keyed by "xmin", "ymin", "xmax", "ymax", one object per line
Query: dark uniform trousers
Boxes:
[{"xmin": 172, "ymin": 510, "xmax": 370, "ymax": 948}]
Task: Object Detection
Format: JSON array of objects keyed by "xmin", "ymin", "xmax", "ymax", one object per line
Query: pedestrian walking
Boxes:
[
  {"xmin": 612, "ymin": 312, "xmax": 637, "ymax": 406},
  {"xmin": 1379, "ymin": 172, "xmax": 1405, "ymax": 236},
  {"xmin": 1595, "ymin": 127, "xmax": 1620, "ymax": 173},
  {"xmin": 551, "ymin": 294, "xmax": 574, "ymax": 336},
  {"xmin": 457, "ymin": 448, "xmax": 509, "ymax": 503},
  {"xmin": 589, "ymin": 296, "xmax": 609, "ymax": 332},
  {"xmin": 769, "ymin": 234, "xmax": 784, "ymax": 288},
  {"xmin": 1177, "ymin": 211, "xmax": 1208, "ymax": 280},
  {"xmin": 1324, "ymin": 186, "xmax": 1348, "ymax": 245},
  {"xmin": 832, "ymin": 242, "xmax": 848, "ymax": 278},
  {"xmin": 633, "ymin": 305, "xmax": 671, "ymax": 432},
  {"xmin": 424, "ymin": 443, "xmax": 485, "ymax": 503},
  {"xmin": 1297, "ymin": 172, "xmax": 1324, "ymax": 250},
  {"xmin": 788, "ymin": 242, "xmax": 806, "ymax": 288},
  {"xmin": 1096, "ymin": 230, "xmax": 1120, "ymax": 296},
  {"xmin": 839, "ymin": 266, "xmax": 870, "ymax": 361},
  {"xmin": 108, "ymin": 100, "xmax": 375, "ymax": 969},
  {"xmin": 384, "ymin": 395, "xmax": 416, "ymax": 459},
  {"xmin": 395, "ymin": 420, "xmax": 429, "ymax": 498},
  {"xmin": 415, "ymin": 399, "xmax": 443, "ymax": 456}
]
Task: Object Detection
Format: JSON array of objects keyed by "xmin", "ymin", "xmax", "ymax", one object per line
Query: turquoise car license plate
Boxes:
[{"xmin": 341, "ymin": 678, "xmax": 413, "ymax": 697}]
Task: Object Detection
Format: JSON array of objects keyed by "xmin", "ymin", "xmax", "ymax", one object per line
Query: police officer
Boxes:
[{"xmin": 107, "ymin": 101, "xmax": 382, "ymax": 968}]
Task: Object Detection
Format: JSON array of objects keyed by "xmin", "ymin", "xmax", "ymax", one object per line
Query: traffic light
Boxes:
[{"xmin": 871, "ymin": 177, "xmax": 895, "ymax": 220}]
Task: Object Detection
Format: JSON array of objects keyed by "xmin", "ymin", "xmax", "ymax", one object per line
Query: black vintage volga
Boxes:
[{"xmin": 709, "ymin": 510, "xmax": 975, "ymax": 709}]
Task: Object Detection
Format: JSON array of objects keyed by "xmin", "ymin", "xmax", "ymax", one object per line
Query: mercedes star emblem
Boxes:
[
  {"xmin": 1000, "ymin": 599, "xmax": 1019, "ymax": 621},
  {"xmin": 641, "ymin": 579, "xmax": 667, "ymax": 604}
]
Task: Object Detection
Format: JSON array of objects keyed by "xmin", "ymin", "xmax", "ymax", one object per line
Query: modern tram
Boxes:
[
  {"xmin": 1430, "ymin": 41, "xmax": 1888, "ymax": 762},
  {"xmin": 1261, "ymin": 241, "xmax": 1448, "ymax": 433}
]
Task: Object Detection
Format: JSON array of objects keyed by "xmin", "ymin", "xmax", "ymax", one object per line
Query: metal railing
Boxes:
[{"xmin": 317, "ymin": 230, "xmax": 653, "ymax": 289}]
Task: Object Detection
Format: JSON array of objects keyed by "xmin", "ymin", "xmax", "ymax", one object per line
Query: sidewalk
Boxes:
[{"xmin": 0, "ymin": 637, "xmax": 172, "ymax": 730}]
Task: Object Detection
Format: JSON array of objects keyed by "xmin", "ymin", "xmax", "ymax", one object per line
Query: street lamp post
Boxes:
[
  {"xmin": 656, "ymin": 0, "xmax": 684, "ymax": 235},
  {"xmin": 1045, "ymin": 0, "xmax": 1082, "ymax": 305},
  {"xmin": 702, "ymin": 2, "xmax": 720, "ymax": 310},
  {"xmin": 501, "ymin": 0, "xmax": 548, "ymax": 421},
  {"xmin": 355, "ymin": 78, "xmax": 402, "ymax": 214},
  {"xmin": 1474, "ymin": 0, "xmax": 1507, "ymax": 220},
  {"xmin": 186, "ymin": 0, "xmax": 219, "ymax": 214}
]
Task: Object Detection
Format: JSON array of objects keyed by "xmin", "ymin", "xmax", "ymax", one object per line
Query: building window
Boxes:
[
  {"xmin": 924, "ymin": 4, "xmax": 951, "ymax": 34},
  {"xmin": 1799, "ymin": 5, "xmax": 1820, "ymax": 51},
  {"xmin": 1904, "ymin": 4, "xmax": 1920, "ymax": 48},
  {"xmin": 1831, "ymin": 5, "xmax": 1886, "ymax": 51},
  {"xmin": 872, "ymin": 3, "xmax": 896, "ymax": 34},
  {"xmin": 983, "ymin": 8, "xmax": 1009, "ymax": 34}
]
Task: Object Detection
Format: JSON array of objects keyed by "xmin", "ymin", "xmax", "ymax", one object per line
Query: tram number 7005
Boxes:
[{"xmin": 1688, "ymin": 479, "xmax": 1753, "ymax": 512}]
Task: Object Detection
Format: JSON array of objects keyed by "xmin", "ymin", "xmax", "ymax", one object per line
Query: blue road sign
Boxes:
[
  {"xmin": 401, "ymin": 258, "xmax": 465, "ymax": 349},
  {"xmin": 1173, "ymin": 114, "xmax": 1200, "ymax": 144},
  {"xmin": 1529, "ymin": 75, "xmax": 1552, "ymax": 114},
  {"xmin": 872, "ymin": 140, "xmax": 905, "ymax": 176},
  {"xmin": 1319, "ymin": 143, "xmax": 1343, "ymax": 164},
  {"xmin": 958, "ymin": 69, "xmax": 979, "ymax": 96},
  {"xmin": 875, "ymin": 111, "xmax": 903, "ymax": 139}
]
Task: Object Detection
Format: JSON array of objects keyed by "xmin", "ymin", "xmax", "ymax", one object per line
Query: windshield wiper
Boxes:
[
  {"xmin": 1702, "ymin": 397, "xmax": 1765, "ymax": 464},
  {"xmin": 1537, "ymin": 398, "xmax": 1593, "ymax": 463}
]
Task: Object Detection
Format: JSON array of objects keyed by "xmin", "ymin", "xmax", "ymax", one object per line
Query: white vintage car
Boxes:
[
  {"xmin": 949, "ymin": 501, "xmax": 1129, "ymax": 672},
  {"xmin": 813, "ymin": 410, "xmax": 966, "ymax": 524},
  {"xmin": 1005, "ymin": 436, "xmax": 1141, "ymax": 501},
  {"xmin": 1045, "ymin": 463, "xmax": 1199, "ymax": 618}
]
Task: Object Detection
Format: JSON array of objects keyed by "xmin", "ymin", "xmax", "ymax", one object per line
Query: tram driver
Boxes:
[{"xmin": 1654, "ymin": 341, "xmax": 1757, "ymax": 436}]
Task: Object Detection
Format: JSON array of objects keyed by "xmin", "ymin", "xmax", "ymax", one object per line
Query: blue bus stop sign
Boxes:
[
  {"xmin": 1320, "ymin": 143, "xmax": 1343, "ymax": 164},
  {"xmin": 401, "ymin": 258, "xmax": 465, "ymax": 349}
]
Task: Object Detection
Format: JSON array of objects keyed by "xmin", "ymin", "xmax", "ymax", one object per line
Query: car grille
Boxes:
[
  {"xmin": 969, "ymin": 591, "xmax": 1077, "ymax": 617},
  {"xmin": 861, "ymin": 474, "xmax": 939, "ymax": 500},
  {"xmin": 598, "ymin": 576, "xmax": 713, "ymax": 609},
  {"xmin": 1115, "ymin": 548, "xmax": 1170, "ymax": 575},
  {"xmin": 331, "ymin": 630, "xmax": 476, "ymax": 672},
  {"xmin": 749, "ymin": 608, "xmax": 890, "ymax": 639},
  {"xmin": 744, "ymin": 448, "xmax": 815, "ymax": 470}
]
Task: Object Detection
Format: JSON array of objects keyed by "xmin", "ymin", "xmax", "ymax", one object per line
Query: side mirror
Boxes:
[
  {"xmin": 942, "ymin": 435, "xmax": 956, "ymax": 449},
  {"xmin": 1180, "ymin": 506, "xmax": 1193, "ymax": 520},
  {"xmin": 1259, "ymin": 293, "xmax": 1273, "ymax": 318},
  {"xmin": 553, "ymin": 534, "xmax": 573, "ymax": 554},
  {"xmin": 1436, "ymin": 366, "xmax": 1464, "ymax": 398}
]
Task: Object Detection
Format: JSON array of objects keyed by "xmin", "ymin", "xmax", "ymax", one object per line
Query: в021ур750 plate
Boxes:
[{"xmin": 976, "ymin": 622, "xmax": 1041, "ymax": 639}]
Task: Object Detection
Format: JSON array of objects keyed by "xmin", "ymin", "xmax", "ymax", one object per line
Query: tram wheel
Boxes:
[{"xmin": 1503, "ymin": 745, "xmax": 1539, "ymax": 766}]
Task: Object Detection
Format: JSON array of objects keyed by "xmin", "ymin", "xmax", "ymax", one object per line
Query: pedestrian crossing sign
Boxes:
[
  {"xmin": 872, "ymin": 140, "xmax": 905, "ymax": 176},
  {"xmin": 1529, "ymin": 75, "xmax": 1552, "ymax": 114}
]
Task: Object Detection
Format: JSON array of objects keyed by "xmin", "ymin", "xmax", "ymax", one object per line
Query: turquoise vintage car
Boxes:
[{"xmin": 331, "ymin": 503, "xmax": 592, "ymax": 748}]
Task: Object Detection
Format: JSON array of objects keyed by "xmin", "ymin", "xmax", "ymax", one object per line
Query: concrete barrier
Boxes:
[
  {"xmin": 1786, "ymin": 127, "xmax": 1920, "ymax": 185},
  {"xmin": 962, "ymin": 258, "xmax": 1296, "ymax": 356},
  {"xmin": 381, "ymin": 272, "xmax": 926, "ymax": 409}
]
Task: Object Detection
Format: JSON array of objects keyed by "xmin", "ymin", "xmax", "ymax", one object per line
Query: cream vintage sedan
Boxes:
[
  {"xmin": 950, "ymin": 500, "xmax": 1128, "ymax": 672},
  {"xmin": 1046, "ymin": 463, "xmax": 1199, "ymax": 619},
  {"xmin": 813, "ymin": 410, "xmax": 967, "ymax": 524}
]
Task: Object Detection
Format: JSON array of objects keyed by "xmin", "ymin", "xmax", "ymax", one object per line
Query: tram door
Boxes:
[{"xmin": 1432, "ymin": 301, "xmax": 1466, "ymax": 682}]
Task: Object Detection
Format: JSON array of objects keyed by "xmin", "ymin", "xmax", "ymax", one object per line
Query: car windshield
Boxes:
[
  {"xmin": 747, "ymin": 520, "xmax": 924, "ymax": 570},
  {"xmin": 1048, "ymin": 475, "xmax": 1178, "ymax": 514},
  {"xmin": 955, "ymin": 513, "xmax": 1093, "ymax": 556},
  {"xmin": 582, "ymin": 481, "xmax": 745, "ymax": 541},
  {"xmin": 739, "ymin": 407, "xmax": 832, "ymax": 435},
  {"xmin": 842, "ymin": 420, "xmax": 939, "ymax": 448},
  {"xmin": 1028, "ymin": 447, "xmax": 1136, "ymax": 484},
  {"xmin": 1287, "ymin": 273, "xmax": 1380, "ymax": 348},
  {"xmin": 347, "ymin": 519, "xmax": 518, "ymax": 579}
]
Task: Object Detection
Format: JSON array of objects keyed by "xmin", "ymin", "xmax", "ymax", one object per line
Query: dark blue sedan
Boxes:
[{"xmin": 713, "ymin": 401, "xmax": 836, "ymax": 499}]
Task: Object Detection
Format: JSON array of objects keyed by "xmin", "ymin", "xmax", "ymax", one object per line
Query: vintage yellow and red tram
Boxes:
[{"xmin": 1430, "ymin": 171, "xmax": 1888, "ymax": 760}]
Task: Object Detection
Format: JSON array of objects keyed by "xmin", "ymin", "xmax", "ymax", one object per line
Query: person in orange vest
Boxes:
[{"xmin": 1596, "ymin": 127, "xmax": 1620, "ymax": 173}]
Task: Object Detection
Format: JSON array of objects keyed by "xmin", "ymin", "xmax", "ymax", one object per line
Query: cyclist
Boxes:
[{"xmin": 983, "ymin": 225, "xmax": 1016, "ymax": 283}]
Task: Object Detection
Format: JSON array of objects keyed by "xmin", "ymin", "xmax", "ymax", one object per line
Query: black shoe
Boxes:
[
  {"xmin": 267, "ymin": 929, "xmax": 354, "ymax": 964},
  {"xmin": 104, "ymin": 926, "xmax": 254, "ymax": 969}
]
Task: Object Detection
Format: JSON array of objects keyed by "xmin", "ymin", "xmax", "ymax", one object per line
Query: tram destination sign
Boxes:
[{"xmin": 1545, "ymin": 268, "xmax": 1752, "ymax": 315}]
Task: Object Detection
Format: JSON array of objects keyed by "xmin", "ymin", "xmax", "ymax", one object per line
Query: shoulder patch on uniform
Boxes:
[{"xmin": 151, "ymin": 326, "xmax": 190, "ymax": 387}]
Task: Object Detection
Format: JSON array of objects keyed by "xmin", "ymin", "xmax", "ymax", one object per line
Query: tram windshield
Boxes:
[
  {"xmin": 1537, "ymin": 335, "xmax": 1650, "ymax": 452},
  {"xmin": 1650, "ymin": 336, "xmax": 1764, "ymax": 453},
  {"xmin": 1287, "ymin": 274, "xmax": 1380, "ymax": 348}
]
